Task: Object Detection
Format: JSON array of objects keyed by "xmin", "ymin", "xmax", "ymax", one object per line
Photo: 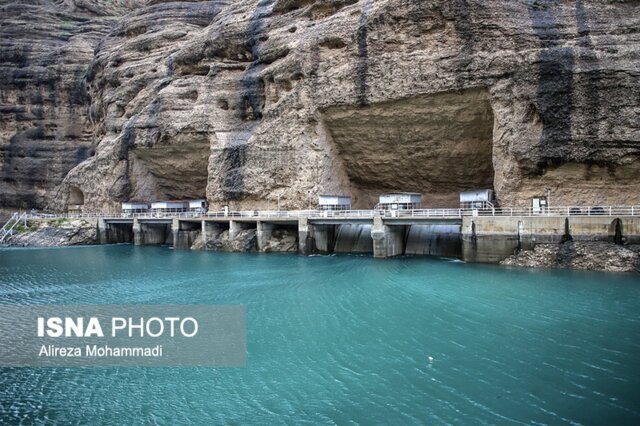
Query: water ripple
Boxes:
[{"xmin": 1, "ymin": 246, "xmax": 639, "ymax": 424}]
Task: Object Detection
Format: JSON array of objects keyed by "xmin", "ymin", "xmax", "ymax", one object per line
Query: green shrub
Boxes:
[
  {"xmin": 49, "ymin": 218, "xmax": 68, "ymax": 227},
  {"xmin": 13, "ymin": 221, "xmax": 39, "ymax": 233},
  {"xmin": 529, "ymin": 1, "xmax": 549, "ymax": 11}
]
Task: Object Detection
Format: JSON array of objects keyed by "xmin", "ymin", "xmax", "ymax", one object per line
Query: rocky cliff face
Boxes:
[
  {"xmin": 1, "ymin": 0, "xmax": 639, "ymax": 212},
  {"xmin": 0, "ymin": 0, "xmax": 137, "ymax": 209}
]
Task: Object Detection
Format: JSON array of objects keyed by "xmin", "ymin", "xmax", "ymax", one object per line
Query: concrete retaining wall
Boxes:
[{"xmin": 463, "ymin": 216, "xmax": 640, "ymax": 263}]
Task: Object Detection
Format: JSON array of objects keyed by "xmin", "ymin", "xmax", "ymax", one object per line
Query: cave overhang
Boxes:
[{"xmin": 321, "ymin": 88, "xmax": 495, "ymax": 208}]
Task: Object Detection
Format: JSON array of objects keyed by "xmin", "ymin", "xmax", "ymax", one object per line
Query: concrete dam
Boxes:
[{"xmin": 86, "ymin": 210, "xmax": 640, "ymax": 263}]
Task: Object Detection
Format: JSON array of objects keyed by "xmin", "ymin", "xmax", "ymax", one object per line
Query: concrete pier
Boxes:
[
  {"xmin": 298, "ymin": 217, "xmax": 312, "ymax": 255},
  {"xmin": 98, "ymin": 218, "xmax": 108, "ymax": 244},
  {"xmin": 257, "ymin": 222, "xmax": 274, "ymax": 252},
  {"xmin": 172, "ymin": 219, "xmax": 179, "ymax": 248},
  {"xmin": 371, "ymin": 217, "xmax": 385, "ymax": 258},
  {"xmin": 133, "ymin": 219, "xmax": 142, "ymax": 245},
  {"xmin": 371, "ymin": 217, "xmax": 405, "ymax": 258}
]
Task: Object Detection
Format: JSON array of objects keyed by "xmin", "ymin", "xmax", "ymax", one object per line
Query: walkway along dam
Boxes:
[{"xmin": 17, "ymin": 206, "xmax": 640, "ymax": 263}]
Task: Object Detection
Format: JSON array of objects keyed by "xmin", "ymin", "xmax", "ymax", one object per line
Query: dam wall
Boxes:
[
  {"xmin": 133, "ymin": 219, "xmax": 172, "ymax": 246},
  {"xmin": 405, "ymin": 224, "xmax": 462, "ymax": 257},
  {"xmin": 173, "ymin": 219, "xmax": 201, "ymax": 250},
  {"xmin": 462, "ymin": 216, "xmax": 640, "ymax": 263},
  {"xmin": 88, "ymin": 214, "xmax": 640, "ymax": 262},
  {"xmin": 301, "ymin": 217, "xmax": 462, "ymax": 258}
]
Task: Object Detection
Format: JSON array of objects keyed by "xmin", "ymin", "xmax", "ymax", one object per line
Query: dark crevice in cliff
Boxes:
[
  {"xmin": 272, "ymin": 0, "xmax": 358, "ymax": 19},
  {"xmin": 222, "ymin": 145, "xmax": 248, "ymax": 201},
  {"xmin": 309, "ymin": 35, "xmax": 321, "ymax": 94},
  {"xmin": 574, "ymin": 0, "xmax": 601, "ymax": 148},
  {"xmin": 561, "ymin": 218, "xmax": 572, "ymax": 243},
  {"xmin": 166, "ymin": 56, "xmax": 175, "ymax": 77},
  {"xmin": 613, "ymin": 218, "xmax": 623, "ymax": 245},
  {"xmin": 355, "ymin": 0, "xmax": 373, "ymax": 106},
  {"xmin": 451, "ymin": 0, "xmax": 474, "ymax": 88},
  {"xmin": 240, "ymin": 0, "xmax": 274, "ymax": 122},
  {"xmin": 528, "ymin": 1, "xmax": 575, "ymax": 174},
  {"xmin": 219, "ymin": 0, "xmax": 274, "ymax": 201}
]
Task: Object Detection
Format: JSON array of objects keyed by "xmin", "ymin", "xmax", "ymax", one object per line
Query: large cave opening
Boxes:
[
  {"xmin": 321, "ymin": 88, "xmax": 495, "ymax": 208},
  {"xmin": 128, "ymin": 134, "xmax": 210, "ymax": 202},
  {"xmin": 67, "ymin": 186, "xmax": 85, "ymax": 212}
]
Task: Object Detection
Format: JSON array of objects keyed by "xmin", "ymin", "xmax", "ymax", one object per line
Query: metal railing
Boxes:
[
  {"xmin": 23, "ymin": 205, "xmax": 640, "ymax": 221},
  {"xmin": 0, "ymin": 212, "xmax": 27, "ymax": 243}
]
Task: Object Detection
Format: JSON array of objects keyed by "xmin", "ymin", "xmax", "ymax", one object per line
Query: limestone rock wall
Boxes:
[
  {"xmin": 1, "ymin": 0, "xmax": 639, "ymax": 211},
  {"xmin": 54, "ymin": 1, "xmax": 232, "ymax": 212},
  {"xmin": 0, "ymin": 0, "xmax": 136, "ymax": 209}
]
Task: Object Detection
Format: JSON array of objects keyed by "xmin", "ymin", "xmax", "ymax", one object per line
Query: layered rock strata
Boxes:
[
  {"xmin": 0, "ymin": 0, "xmax": 135, "ymax": 208},
  {"xmin": 0, "ymin": 0, "xmax": 638, "ymax": 212}
]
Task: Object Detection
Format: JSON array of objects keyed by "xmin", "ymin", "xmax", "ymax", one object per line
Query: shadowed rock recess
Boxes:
[{"xmin": 0, "ymin": 0, "xmax": 638, "ymax": 211}]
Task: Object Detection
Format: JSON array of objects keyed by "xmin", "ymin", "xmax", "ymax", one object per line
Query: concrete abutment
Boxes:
[{"xmin": 462, "ymin": 216, "xmax": 640, "ymax": 263}]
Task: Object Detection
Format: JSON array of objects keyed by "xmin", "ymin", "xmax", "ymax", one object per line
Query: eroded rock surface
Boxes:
[
  {"xmin": 1, "ymin": 0, "xmax": 638, "ymax": 212},
  {"xmin": 194, "ymin": 227, "xmax": 258, "ymax": 252},
  {"xmin": 4, "ymin": 219, "xmax": 98, "ymax": 247},
  {"xmin": 501, "ymin": 241, "xmax": 640, "ymax": 273},
  {"xmin": 260, "ymin": 228, "xmax": 298, "ymax": 252},
  {"xmin": 0, "ymin": 0, "xmax": 136, "ymax": 209}
]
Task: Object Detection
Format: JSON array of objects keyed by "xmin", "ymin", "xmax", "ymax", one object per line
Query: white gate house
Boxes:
[
  {"xmin": 377, "ymin": 193, "xmax": 422, "ymax": 210},
  {"xmin": 459, "ymin": 190, "xmax": 494, "ymax": 209},
  {"xmin": 318, "ymin": 195, "xmax": 352, "ymax": 211},
  {"xmin": 150, "ymin": 201, "xmax": 189, "ymax": 213},
  {"xmin": 188, "ymin": 199, "xmax": 208, "ymax": 213},
  {"xmin": 121, "ymin": 202, "xmax": 150, "ymax": 214}
]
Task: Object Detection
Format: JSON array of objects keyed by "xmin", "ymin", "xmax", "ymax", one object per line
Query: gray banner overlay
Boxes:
[{"xmin": 0, "ymin": 305, "xmax": 246, "ymax": 367}]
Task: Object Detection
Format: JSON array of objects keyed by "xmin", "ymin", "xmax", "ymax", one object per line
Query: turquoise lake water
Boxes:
[{"xmin": 1, "ymin": 245, "xmax": 639, "ymax": 424}]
